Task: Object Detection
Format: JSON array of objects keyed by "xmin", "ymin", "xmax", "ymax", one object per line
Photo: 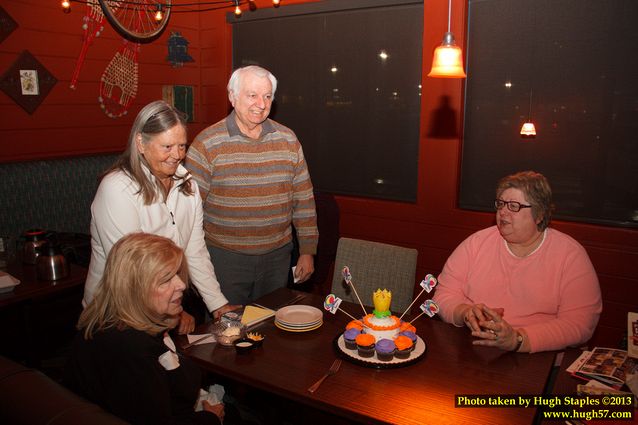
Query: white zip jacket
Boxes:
[{"xmin": 83, "ymin": 164, "xmax": 228, "ymax": 312}]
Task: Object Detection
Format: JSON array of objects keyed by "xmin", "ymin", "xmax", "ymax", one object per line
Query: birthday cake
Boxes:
[
  {"xmin": 343, "ymin": 289, "xmax": 419, "ymax": 359},
  {"xmin": 327, "ymin": 268, "xmax": 438, "ymax": 364}
]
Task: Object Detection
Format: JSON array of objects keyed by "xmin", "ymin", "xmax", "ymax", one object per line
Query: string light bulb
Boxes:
[
  {"xmin": 428, "ymin": 0, "xmax": 466, "ymax": 78},
  {"xmin": 61, "ymin": 0, "xmax": 71, "ymax": 14},
  {"xmin": 273, "ymin": 0, "xmax": 281, "ymax": 6},
  {"xmin": 154, "ymin": 5, "xmax": 163, "ymax": 22},
  {"xmin": 234, "ymin": 1, "xmax": 242, "ymax": 16}
]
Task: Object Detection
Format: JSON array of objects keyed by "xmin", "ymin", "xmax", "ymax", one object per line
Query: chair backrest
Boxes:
[{"xmin": 330, "ymin": 237, "xmax": 418, "ymax": 314}]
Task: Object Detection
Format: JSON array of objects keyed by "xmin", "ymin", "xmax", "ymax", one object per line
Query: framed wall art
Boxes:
[
  {"xmin": 0, "ymin": 50, "xmax": 57, "ymax": 114},
  {"xmin": 0, "ymin": 5, "xmax": 18, "ymax": 44}
]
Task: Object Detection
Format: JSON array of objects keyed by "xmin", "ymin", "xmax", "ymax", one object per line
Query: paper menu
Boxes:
[
  {"xmin": 241, "ymin": 305, "xmax": 275, "ymax": 327},
  {"xmin": 629, "ymin": 312, "xmax": 638, "ymax": 359},
  {"xmin": 0, "ymin": 271, "xmax": 20, "ymax": 293}
]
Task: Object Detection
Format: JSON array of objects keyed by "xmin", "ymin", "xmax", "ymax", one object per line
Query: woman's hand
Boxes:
[
  {"xmin": 212, "ymin": 304, "xmax": 242, "ymax": 321},
  {"xmin": 470, "ymin": 305, "xmax": 520, "ymax": 351},
  {"xmin": 458, "ymin": 303, "xmax": 504, "ymax": 332},
  {"xmin": 202, "ymin": 400, "xmax": 225, "ymax": 422},
  {"xmin": 176, "ymin": 310, "xmax": 196, "ymax": 335}
]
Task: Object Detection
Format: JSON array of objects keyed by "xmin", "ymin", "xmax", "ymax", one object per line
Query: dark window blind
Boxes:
[
  {"xmin": 461, "ymin": 0, "xmax": 638, "ymax": 228},
  {"xmin": 229, "ymin": 0, "xmax": 423, "ymax": 202}
]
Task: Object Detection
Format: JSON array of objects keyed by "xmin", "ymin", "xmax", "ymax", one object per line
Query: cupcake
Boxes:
[
  {"xmin": 346, "ymin": 319, "xmax": 364, "ymax": 331},
  {"xmin": 399, "ymin": 330, "xmax": 417, "ymax": 345},
  {"xmin": 394, "ymin": 335, "xmax": 414, "ymax": 359},
  {"xmin": 355, "ymin": 333, "xmax": 376, "ymax": 358},
  {"xmin": 343, "ymin": 328, "xmax": 361, "ymax": 350},
  {"xmin": 399, "ymin": 321, "xmax": 417, "ymax": 334},
  {"xmin": 375, "ymin": 338, "xmax": 396, "ymax": 361}
]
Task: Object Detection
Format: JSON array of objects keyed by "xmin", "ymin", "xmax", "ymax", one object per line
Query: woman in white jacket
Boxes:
[{"xmin": 84, "ymin": 100, "xmax": 237, "ymax": 333}]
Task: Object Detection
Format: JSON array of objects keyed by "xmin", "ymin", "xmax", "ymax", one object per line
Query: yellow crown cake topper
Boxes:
[{"xmin": 373, "ymin": 289, "xmax": 392, "ymax": 317}]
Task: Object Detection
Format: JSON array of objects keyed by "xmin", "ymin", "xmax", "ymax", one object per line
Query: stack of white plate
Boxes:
[{"xmin": 274, "ymin": 305, "xmax": 323, "ymax": 332}]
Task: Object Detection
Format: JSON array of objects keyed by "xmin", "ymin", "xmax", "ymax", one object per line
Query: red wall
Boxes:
[
  {"xmin": 1, "ymin": 0, "xmax": 636, "ymax": 348},
  {"xmin": 0, "ymin": 0, "xmax": 221, "ymax": 161}
]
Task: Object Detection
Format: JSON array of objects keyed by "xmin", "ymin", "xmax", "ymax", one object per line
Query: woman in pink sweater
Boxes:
[{"xmin": 433, "ymin": 171, "xmax": 602, "ymax": 353}]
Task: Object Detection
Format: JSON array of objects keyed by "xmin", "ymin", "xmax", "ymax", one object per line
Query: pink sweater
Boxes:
[{"xmin": 433, "ymin": 226, "xmax": 602, "ymax": 353}]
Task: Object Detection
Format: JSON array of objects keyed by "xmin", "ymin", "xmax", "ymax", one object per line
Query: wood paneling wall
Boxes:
[
  {"xmin": 0, "ymin": 0, "xmax": 216, "ymax": 161},
  {"xmin": 1, "ymin": 0, "xmax": 635, "ymax": 349}
]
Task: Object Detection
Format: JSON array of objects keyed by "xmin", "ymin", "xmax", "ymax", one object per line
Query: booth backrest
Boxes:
[
  {"xmin": 0, "ymin": 355, "xmax": 128, "ymax": 425},
  {"xmin": 0, "ymin": 154, "xmax": 118, "ymax": 239}
]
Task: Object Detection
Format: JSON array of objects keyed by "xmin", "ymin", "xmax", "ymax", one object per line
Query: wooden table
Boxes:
[
  {"xmin": 0, "ymin": 262, "xmax": 87, "ymax": 308},
  {"xmin": 544, "ymin": 348, "xmax": 638, "ymax": 424},
  {"xmin": 0, "ymin": 262, "xmax": 87, "ymax": 366},
  {"xmin": 180, "ymin": 288, "xmax": 560, "ymax": 425}
]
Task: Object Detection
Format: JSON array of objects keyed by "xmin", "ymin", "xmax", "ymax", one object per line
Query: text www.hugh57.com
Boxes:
[{"xmin": 543, "ymin": 409, "xmax": 633, "ymax": 421}]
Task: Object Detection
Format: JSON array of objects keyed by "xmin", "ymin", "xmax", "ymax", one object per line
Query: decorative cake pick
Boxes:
[
  {"xmin": 341, "ymin": 266, "xmax": 368, "ymax": 316},
  {"xmin": 409, "ymin": 299, "xmax": 440, "ymax": 324},
  {"xmin": 399, "ymin": 274, "xmax": 438, "ymax": 320},
  {"xmin": 324, "ymin": 293, "xmax": 363, "ymax": 323}
]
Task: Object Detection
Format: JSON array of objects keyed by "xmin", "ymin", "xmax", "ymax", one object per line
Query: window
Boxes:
[
  {"xmin": 230, "ymin": 0, "xmax": 423, "ymax": 202},
  {"xmin": 460, "ymin": 0, "xmax": 638, "ymax": 228}
]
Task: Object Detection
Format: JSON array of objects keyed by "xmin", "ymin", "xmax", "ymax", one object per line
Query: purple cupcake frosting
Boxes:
[
  {"xmin": 375, "ymin": 338, "xmax": 396, "ymax": 354},
  {"xmin": 399, "ymin": 331, "xmax": 417, "ymax": 343},
  {"xmin": 344, "ymin": 328, "xmax": 361, "ymax": 341}
]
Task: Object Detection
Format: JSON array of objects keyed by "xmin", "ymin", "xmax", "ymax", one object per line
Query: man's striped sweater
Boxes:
[{"xmin": 185, "ymin": 112, "xmax": 319, "ymax": 256}]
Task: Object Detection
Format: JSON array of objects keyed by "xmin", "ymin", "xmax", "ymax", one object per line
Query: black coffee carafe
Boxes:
[
  {"xmin": 22, "ymin": 229, "xmax": 48, "ymax": 265},
  {"xmin": 36, "ymin": 242, "xmax": 69, "ymax": 281}
]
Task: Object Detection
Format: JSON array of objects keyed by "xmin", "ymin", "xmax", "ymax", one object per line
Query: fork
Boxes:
[{"xmin": 307, "ymin": 359, "xmax": 342, "ymax": 393}]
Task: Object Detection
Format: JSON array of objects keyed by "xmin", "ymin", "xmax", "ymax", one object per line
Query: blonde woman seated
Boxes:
[
  {"xmin": 433, "ymin": 171, "xmax": 602, "ymax": 353},
  {"xmin": 65, "ymin": 233, "xmax": 224, "ymax": 425}
]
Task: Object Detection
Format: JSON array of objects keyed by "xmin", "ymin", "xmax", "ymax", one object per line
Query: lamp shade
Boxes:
[
  {"xmin": 520, "ymin": 122, "xmax": 537, "ymax": 138},
  {"xmin": 428, "ymin": 33, "xmax": 466, "ymax": 78}
]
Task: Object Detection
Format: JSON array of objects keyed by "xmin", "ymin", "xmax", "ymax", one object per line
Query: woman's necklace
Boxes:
[{"xmin": 506, "ymin": 229, "xmax": 547, "ymax": 258}]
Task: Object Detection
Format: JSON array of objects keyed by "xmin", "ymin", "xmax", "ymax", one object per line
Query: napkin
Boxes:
[
  {"xmin": 187, "ymin": 333, "xmax": 215, "ymax": 346},
  {"xmin": 158, "ymin": 350, "xmax": 180, "ymax": 371},
  {"xmin": 291, "ymin": 266, "xmax": 301, "ymax": 283},
  {"xmin": 195, "ymin": 384, "xmax": 225, "ymax": 411},
  {"xmin": 0, "ymin": 271, "xmax": 20, "ymax": 293}
]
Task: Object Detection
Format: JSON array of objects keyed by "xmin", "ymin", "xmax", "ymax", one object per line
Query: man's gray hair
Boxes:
[{"xmin": 227, "ymin": 65, "xmax": 277, "ymax": 100}]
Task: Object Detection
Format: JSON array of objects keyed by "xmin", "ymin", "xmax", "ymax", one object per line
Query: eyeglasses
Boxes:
[{"xmin": 494, "ymin": 199, "xmax": 532, "ymax": 212}]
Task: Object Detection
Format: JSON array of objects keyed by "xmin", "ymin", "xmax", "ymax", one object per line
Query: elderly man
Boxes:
[{"xmin": 185, "ymin": 65, "xmax": 319, "ymax": 305}]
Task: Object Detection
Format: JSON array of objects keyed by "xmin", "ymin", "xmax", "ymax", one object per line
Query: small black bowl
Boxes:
[
  {"xmin": 246, "ymin": 332, "xmax": 265, "ymax": 347},
  {"xmin": 234, "ymin": 338, "xmax": 255, "ymax": 354}
]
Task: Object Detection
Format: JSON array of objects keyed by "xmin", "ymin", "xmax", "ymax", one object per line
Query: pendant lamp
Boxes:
[
  {"xmin": 520, "ymin": 89, "xmax": 537, "ymax": 138},
  {"xmin": 520, "ymin": 122, "xmax": 537, "ymax": 138},
  {"xmin": 428, "ymin": 0, "xmax": 466, "ymax": 78}
]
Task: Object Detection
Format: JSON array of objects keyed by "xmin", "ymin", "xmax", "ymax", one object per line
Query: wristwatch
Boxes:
[{"xmin": 513, "ymin": 331, "xmax": 523, "ymax": 352}]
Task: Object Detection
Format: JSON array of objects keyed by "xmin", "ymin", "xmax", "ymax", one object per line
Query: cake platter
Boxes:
[{"xmin": 333, "ymin": 334, "xmax": 427, "ymax": 369}]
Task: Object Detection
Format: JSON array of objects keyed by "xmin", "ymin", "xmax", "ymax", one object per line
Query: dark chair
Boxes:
[{"xmin": 330, "ymin": 237, "xmax": 418, "ymax": 313}]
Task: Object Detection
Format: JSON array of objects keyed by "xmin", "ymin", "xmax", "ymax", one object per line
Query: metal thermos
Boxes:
[{"xmin": 36, "ymin": 242, "xmax": 69, "ymax": 280}]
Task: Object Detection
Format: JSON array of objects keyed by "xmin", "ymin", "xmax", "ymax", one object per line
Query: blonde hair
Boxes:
[
  {"xmin": 78, "ymin": 233, "xmax": 184, "ymax": 338},
  {"xmin": 102, "ymin": 100, "xmax": 193, "ymax": 204}
]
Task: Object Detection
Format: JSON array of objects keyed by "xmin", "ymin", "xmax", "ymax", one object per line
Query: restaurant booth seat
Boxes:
[{"xmin": 0, "ymin": 355, "xmax": 128, "ymax": 425}]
